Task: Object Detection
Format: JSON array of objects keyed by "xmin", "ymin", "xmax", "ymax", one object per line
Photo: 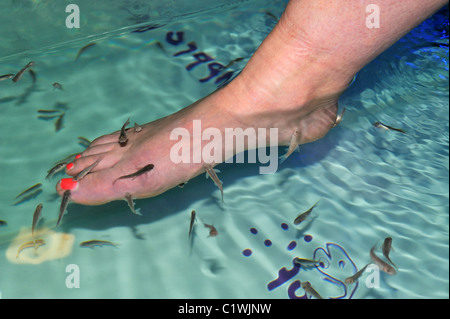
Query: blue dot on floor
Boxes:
[
  {"xmin": 287, "ymin": 240, "xmax": 297, "ymax": 251},
  {"xmin": 242, "ymin": 249, "xmax": 252, "ymax": 257},
  {"xmin": 250, "ymin": 228, "xmax": 258, "ymax": 235},
  {"xmin": 304, "ymin": 235, "xmax": 313, "ymax": 242},
  {"xmin": 264, "ymin": 239, "xmax": 272, "ymax": 247},
  {"xmin": 281, "ymin": 223, "xmax": 289, "ymax": 230}
]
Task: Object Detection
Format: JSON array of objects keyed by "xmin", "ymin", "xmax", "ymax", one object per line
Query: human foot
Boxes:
[{"xmin": 55, "ymin": 5, "xmax": 353, "ymax": 206}]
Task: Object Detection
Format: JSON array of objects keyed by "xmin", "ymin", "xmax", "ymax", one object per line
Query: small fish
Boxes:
[
  {"xmin": 113, "ymin": 164, "xmax": 154, "ymax": 185},
  {"xmin": 134, "ymin": 122, "xmax": 143, "ymax": 133},
  {"xmin": 13, "ymin": 189, "xmax": 43, "ymax": 206},
  {"xmin": 0, "ymin": 220, "xmax": 7, "ymax": 226},
  {"xmin": 223, "ymin": 57, "xmax": 244, "ymax": 70},
  {"xmin": 16, "ymin": 239, "xmax": 46, "ymax": 259},
  {"xmin": 12, "ymin": 61, "xmax": 35, "ymax": 83},
  {"xmin": 55, "ymin": 152, "xmax": 79, "ymax": 165},
  {"xmin": 382, "ymin": 237, "xmax": 396, "ymax": 268},
  {"xmin": 28, "ymin": 69, "xmax": 37, "ymax": 83},
  {"xmin": 124, "ymin": 192, "xmax": 142, "ymax": 216},
  {"xmin": 370, "ymin": 245, "xmax": 396, "ymax": 275},
  {"xmin": 119, "ymin": 118, "xmax": 130, "ymax": 145},
  {"xmin": 15, "ymin": 183, "xmax": 42, "ymax": 199},
  {"xmin": 73, "ymin": 158, "xmax": 101, "ymax": 181},
  {"xmin": 204, "ymin": 164, "xmax": 223, "ymax": 202},
  {"xmin": 373, "ymin": 121, "xmax": 406, "ymax": 134},
  {"xmin": 38, "ymin": 109, "xmax": 61, "ymax": 114},
  {"xmin": 189, "ymin": 210, "xmax": 196, "ymax": 238},
  {"xmin": 79, "ymin": 240, "xmax": 119, "ymax": 249},
  {"xmin": 0, "ymin": 73, "xmax": 14, "ymax": 81},
  {"xmin": 345, "ymin": 264, "xmax": 369, "ymax": 284},
  {"xmin": 38, "ymin": 114, "xmax": 61, "ymax": 121},
  {"xmin": 46, "ymin": 162, "xmax": 67, "ymax": 180},
  {"xmin": 294, "ymin": 257, "xmax": 321, "ymax": 266},
  {"xmin": 54, "ymin": 101, "xmax": 69, "ymax": 110},
  {"xmin": 57, "ymin": 190, "xmax": 71, "ymax": 227},
  {"xmin": 52, "ymin": 82, "xmax": 63, "ymax": 90},
  {"xmin": 204, "ymin": 223, "xmax": 218, "ymax": 237},
  {"xmin": 55, "ymin": 112, "xmax": 65, "ymax": 132},
  {"xmin": 78, "ymin": 136, "xmax": 91, "ymax": 147},
  {"xmin": 75, "ymin": 43, "xmax": 96, "ymax": 61},
  {"xmin": 293, "ymin": 200, "xmax": 320, "ymax": 225},
  {"xmin": 332, "ymin": 107, "xmax": 346, "ymax": 128},
  {"xmin": 302, "ymin": 281, "xmax": 324, "ymax": 299},
  {"xmin": 265, "ymin": 11, "xmax": 279, "ymax": 21},
  {"xmin": 279, "ymin": 129, "xmax": 301, "ymax": 163},
  {"xmin": 31, "ymin": 203, "xmax": 43, "ymax": 236}
]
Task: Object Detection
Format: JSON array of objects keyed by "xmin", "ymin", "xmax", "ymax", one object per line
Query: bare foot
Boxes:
[{"xmin": 56, "ymin": 6, "xmax": 353, "ymax": 206}]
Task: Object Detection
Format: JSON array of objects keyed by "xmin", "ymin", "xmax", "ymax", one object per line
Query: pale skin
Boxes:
[{"xmin": 56, "ymin": 0, "xmax": 447, "ymax": 205}]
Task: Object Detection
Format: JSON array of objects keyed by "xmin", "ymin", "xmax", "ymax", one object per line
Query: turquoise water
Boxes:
[{"xmin": 0, "ymin": 1, "xmax": 448, "ymax": 299}]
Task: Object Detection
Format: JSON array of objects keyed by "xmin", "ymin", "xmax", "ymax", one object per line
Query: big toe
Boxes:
[{"xmin": 56, "ymin": 168, "xmax": 121, "ymax": 205}]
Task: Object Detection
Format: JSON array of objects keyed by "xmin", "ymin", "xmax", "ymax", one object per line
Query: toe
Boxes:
[
  {"xmin": 56, "ymin": 170, "xmax": 117, "ymax": 205},
  {"xmin": 81, "ymin": 142, "xmax": 119, "ymax": 157},
  {"xmin": 89, "ymin": 132, "xmax": 120, "ymax": 147},
  {"xmin": 65, "ymin": 153, "xmax": 117, "ymax": 176}
]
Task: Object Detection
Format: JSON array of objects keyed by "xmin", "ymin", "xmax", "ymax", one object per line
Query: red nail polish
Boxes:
[
  {"xmin": 66, "ymin": 162, "xmax": 74, "ymax": 170},
  {"xmin": 75, "ymin": 154, "xmax": 81, "ymax": 159},
  {"xmin": 60, "ymin": 178, "xmax": 78, "ymax": 190}
]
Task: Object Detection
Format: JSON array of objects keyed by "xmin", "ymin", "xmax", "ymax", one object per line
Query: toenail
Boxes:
[
  {"xmin": 66, "ymin": 162, "xmax": 74, "ymax": 170},
  {"xmin": 60, "ymin": 178, "xmax": 78, "ymax": 190},
  {"xmin": 75, "ymin": 154, "xmax": 81, "ymax": 159}
]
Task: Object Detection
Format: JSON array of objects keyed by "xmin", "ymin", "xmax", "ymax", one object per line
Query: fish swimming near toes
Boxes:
[
  {"xmin": 279, "ymin": 129, "xmax": 301, "ymax": 164},
  {"xmin": 124, "ymin": 192, "xmax": 142, "ymax": 216},
  {"xmin": 119, "ymin": 118, "xmax": 130, "ymax": 146},
  {"xmin": 73, "ymin": 158, "xmax": 101, "ymax": 181},
  {"xmin": 57, "ymin": 190, "xmax": 71, "ymax": 227},
  {"xmin": 31, "ymin": 203, "xmax": 43, "ymax": 236},
  {"xmin": 134, "ymin": 122, "xmax": 143, "ymax": 132},
  {"xmin": 113, "ymin": 164, "xmax": 154, "ymax": 185},
  {"xmin": 12, "ymin": 61, "xmax": 35, "ymax": 83},
  {"xmin": 46, "ymin": 162, "xmax": 67, "ymax": 180},
  {"xmin": 332, "ymin": 107, "xmax": 346, "ymax": 128},
  {"xmin": 15, "ymin": 183, "xmax": 42, "ymax": 199},
  {"xmin": 204, "ymin": 164, "xmax": 223, "ymax": 202},
  {"xmin": 189, "ymin": 210, "xmax": 196, "ymax": 238}
]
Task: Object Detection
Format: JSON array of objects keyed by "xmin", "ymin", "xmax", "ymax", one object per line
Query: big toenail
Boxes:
[
  {"xmin": 61, "ymin": 178, "xmax": 78, "ymax": 190},
  {"xmin": 75, "ymin": 154, "xmax": 81, "ymax": 159},
  {"xmin": 66, "ymin": 162, "xmax": 74, "ymax": 170}
]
